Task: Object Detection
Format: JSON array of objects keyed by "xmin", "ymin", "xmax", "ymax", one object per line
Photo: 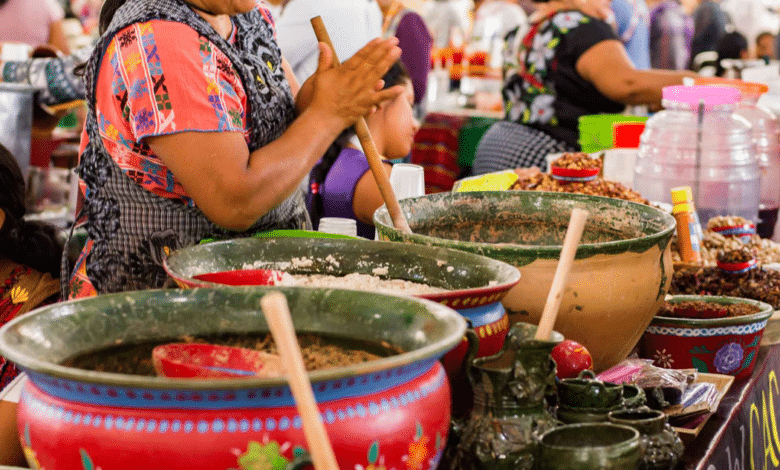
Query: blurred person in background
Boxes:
[
  {"xmin": 612, "ymin": 0, "xmax": 651, "ymax": 69},
  {"xmin": 0, "ymin": 143, "xmax": 62, "ymax": 467},
  {"xmin": 471, "ymin": 0, "xmax": 529, "ymax": 47},
  {"xmin": 646, "ymin": 0, "xmax": 693, "ymax": 70},
  {"xmin": 714, "ymin": 29, "xmax": 749, "ymax": 76},
  {"xmin": 472, "ymin": 0, "xmax": 696, "ymax": 175},
  {"xmin": 755, "ymin": 31, "xmax": 776, "ymax": 62},
  {"xmin": 684, "ymin": 0, "xmax": 730, "ymax": 68},
  {"xmin": 378, "ymin": 0, "xmax": 433, "ymax": 111},
  {"xmin": 423, "ymin": 0, "xmax": 468, "ymax": 49},
  {"xmin": 0, "ymin": 0, "xmax": 71, "ymax": 54},
  {"xmin": 270, "ymin": 0, "xmax": 383, "ymax": 84}
]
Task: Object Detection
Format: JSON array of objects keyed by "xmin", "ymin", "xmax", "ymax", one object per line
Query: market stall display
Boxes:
[
  {"xmin": 0, "ymin": 287, "xmax": 466, "ymax": 470},
  {"xmin": 374, "ymin": 190, "xmax": 677, "ymax": 372}
]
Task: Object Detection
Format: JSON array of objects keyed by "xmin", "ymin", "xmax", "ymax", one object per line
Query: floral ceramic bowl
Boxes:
[{"xmin": 639, "ymin": 295, "xmax": 774, "ymax": 378}]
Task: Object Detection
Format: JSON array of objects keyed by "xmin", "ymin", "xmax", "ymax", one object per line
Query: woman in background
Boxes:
[
  {"xmin": 307, "ymin": 62, "xmax": 419, "ymax": 239},
  {"xmin": 0, "ymin": 144, "xmax": 62, "ymax": 467},
  {"xmin": 0, "ymin": 0, "xmax": 70, "ymax": 54},
  {"xmin": 473, "ymin": 0, "xmax": 696, "ymax": 175}
]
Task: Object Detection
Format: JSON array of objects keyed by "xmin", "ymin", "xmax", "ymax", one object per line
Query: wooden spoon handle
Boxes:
[
  {"xmin": 535, "ymin": 208, "xmax": 589, "ymax": 341},
  {"xmin": 310, "ymin": 16, "xmax": 412, "ymax": 235},
  {"xmin": 261, "ymin": 292, "xmax": 340, "ymax": 470}
]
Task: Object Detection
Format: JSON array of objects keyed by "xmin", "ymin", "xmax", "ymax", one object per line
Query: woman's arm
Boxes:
[
  {"xmin": 146, "ymin": 38, "xmax": 403, "ymax": 231},
  {"xmin": 575, "ymin": 39, "xmax": 697, "ymax": 107},
  {"xmin": 352, "ymin": 161, "xmax": 392, "ymax": 225}
]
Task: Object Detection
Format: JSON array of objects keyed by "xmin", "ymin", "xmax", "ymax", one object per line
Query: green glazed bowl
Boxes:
[
  {"xmin": 537, "ymin": 423, "xmax": 641, "ymax": 470},
  {"xmin": 374, "ymin": 191, "xmax": 676, "ymax": 372}
]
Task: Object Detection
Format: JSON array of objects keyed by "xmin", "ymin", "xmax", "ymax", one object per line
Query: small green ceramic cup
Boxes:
[
  {"xmin": 537, "ymin": 423, "xmax": 642, "ymax": 470},
  {"xmin": 557, "ymin": 370, "xmax": 625, "ymax": 409}
]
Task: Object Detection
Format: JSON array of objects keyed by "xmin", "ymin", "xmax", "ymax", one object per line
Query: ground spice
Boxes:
[
  {"xmin": 658, "ymin": 300, "xmax": 761, "ymax": 319},
  {"xmin": 670, "ymin": 265, "xmax": 780, "ymax": 310}
]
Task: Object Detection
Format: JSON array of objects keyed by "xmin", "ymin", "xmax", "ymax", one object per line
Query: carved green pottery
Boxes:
[
  {"xmin": 608, "ymin": 408, "xmax": 684, "ymax": 470},
  {"xmin": 537, "ymin": 423, "xmax": 642, "ymax": 470},
  {"xmin": 374, "ymin": 191, "xmax": 676, "ymax": 372},
  {"xmin": 452, "ymin": 323, "xmax": 563, "ymax": 470}
]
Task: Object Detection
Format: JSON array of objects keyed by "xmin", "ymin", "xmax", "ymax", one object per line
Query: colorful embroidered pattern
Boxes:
[{"xmin": 95, "ymin": 20, "xmax": 248, "ymax": 204}]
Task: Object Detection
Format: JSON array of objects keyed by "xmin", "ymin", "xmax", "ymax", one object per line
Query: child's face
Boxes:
[
  {"xmin": 757, "ymin": 35, "xmax": 775, "ymax": 59},
  {"xmin": 382, "ymin": 81, "xmax": 419, "ymax": 159}
]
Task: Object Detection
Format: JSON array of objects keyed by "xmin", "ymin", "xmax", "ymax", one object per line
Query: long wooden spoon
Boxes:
[
  {"xmin": 310, "ymin": 16, "xmax": 413, "ymax": 235},
  {"xmin": 534, "ymin": 208, "xmax": 589, "ymax": 341},
  {"xmin": 261, "ymin": 292, "xmax": 340, "ymax": 470}
]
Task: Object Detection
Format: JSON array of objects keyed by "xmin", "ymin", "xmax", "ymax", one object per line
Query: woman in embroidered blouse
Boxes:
[
  {"xmin": 63, "ymin": 0, "xmax": 404, "ymax": 298},
  {"xmin": 472, "ymin": 0, "xmax": 697, "ymax": 175},
  {"xmin": 0, "ymin": 144, "xmax": 62, "ymax": 466}
]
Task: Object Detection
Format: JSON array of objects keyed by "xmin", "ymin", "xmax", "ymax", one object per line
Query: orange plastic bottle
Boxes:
[{"xmin": 671, "ymin": 187, "xmax": 703, "ymax": 263}]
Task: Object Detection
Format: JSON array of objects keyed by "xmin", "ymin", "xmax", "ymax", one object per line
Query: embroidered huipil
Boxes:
[{"xmin": 66, "ymin": 0, "xmax": 308, "ymax": 298}]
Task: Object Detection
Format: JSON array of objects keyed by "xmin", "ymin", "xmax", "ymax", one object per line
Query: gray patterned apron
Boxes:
[{"xmin": 64, "ymin": 0, "xmax": 309, "ymax": 296}]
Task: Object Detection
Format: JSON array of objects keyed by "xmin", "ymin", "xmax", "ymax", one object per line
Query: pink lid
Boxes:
[{"xmin": 662, "ymin": 85, "xmax": 740, "ymax": 107}]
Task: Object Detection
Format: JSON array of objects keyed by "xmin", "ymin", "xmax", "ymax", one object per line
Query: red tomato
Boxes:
[{"xmin": 551, "ymin": 340, "xmax": 593, "ymax": 379}]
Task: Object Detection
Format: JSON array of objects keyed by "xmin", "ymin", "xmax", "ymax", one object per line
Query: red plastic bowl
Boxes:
[{"xmin": 640, "ymin": 295, "xmax": 773, "ymax": 378}]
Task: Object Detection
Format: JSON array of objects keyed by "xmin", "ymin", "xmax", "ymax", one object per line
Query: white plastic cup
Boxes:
[
  {"xmin": 317, "ymin": 217, "xmax": 357, "ymax": 237},
  {"xmin": 389, "ymin": 163, "xmax": 425, "ymax": 200}
]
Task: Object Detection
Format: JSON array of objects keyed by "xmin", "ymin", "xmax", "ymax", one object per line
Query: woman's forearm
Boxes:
[{"xmin": 615, "ymin": 69, "xmax": 698, "ymax": 106}]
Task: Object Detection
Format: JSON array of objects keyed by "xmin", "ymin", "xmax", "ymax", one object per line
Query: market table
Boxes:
[{"xmin": 681, "ymin": 344, "xmax": 780, "ymax": 469}]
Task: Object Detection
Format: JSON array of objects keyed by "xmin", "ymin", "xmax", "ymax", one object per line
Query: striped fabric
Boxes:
[{"xmin": 411, "ymin": 112, "xmax": 468, "ymax": 193}]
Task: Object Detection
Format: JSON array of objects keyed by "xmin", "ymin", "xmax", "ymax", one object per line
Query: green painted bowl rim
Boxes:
[
  {"xmin": 374, "ymin": 191, "xmax": 676, "ymax": 259},
  {"xmin": 0, "ymin": 287, "xmax": 467, "ymax": 390},
  {"xmin": 538, "ymin": 422, "xmax": 640, "ymax": 449},
  {"xmin": 651, "ymin": 295, "xmax": 774, "ymax": 327}
]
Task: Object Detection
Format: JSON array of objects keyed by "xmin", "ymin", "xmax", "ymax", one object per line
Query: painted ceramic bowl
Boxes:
[
  {"xmin": 639, "ymin": 295, "xmax": 773, "ymax": 378},
  {"xmin": 374, "ymin": 191, "xmax": 676, "ymax": 372},
  {"xmin": 0, "ymin": 287, "xmax": 466, "ymax": 470},
  {"xmin": 163, "ymin": 237, "xmax": 522, "ymax": 417}
]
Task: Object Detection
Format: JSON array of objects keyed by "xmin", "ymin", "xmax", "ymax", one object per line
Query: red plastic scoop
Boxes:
[
  {"xmin": 152, "ymin": 343, "xmax": 284, "ymax": 379},
  {"xmin": 193, "ymin": 269, "xmax": 290, "ymax": 286}
]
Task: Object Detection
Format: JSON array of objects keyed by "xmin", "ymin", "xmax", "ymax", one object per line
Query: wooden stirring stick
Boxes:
[
  {"xmin": 260, "ymin": 292, "xmax": 340, "ymax": 470},
  {"xmin": 310, "ymin": 16, "xmax": 413, "ymax": 235},
  {"xmin": 535, "ymin": 208, "xmax": 589, "ymax": 341}
]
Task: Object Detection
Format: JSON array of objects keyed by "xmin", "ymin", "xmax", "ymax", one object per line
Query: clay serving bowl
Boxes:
[
  {"xmin": 0, "ymin": 287, "xmax": 466, "ymax": 470},
  {"xmin": 164, "ymin": 237, "xmax": 521, "ymax": 417},
  {"xmin": 374, "ymin": 191, "xmax": 676, "ymax": 372},
  {"xmin": 639, "ymin": 295, "xmax": 773, "ymax": 379}
]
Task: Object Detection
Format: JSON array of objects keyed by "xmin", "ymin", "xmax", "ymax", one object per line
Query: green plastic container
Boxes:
[{"xmin": 578, "ymin": 114, "xmax": 648, "ymax": 153}]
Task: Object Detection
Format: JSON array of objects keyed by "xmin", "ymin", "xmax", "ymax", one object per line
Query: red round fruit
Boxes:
[{"xmin": 551, "ymin": 339, "xmax": 593, "ymax": 379}]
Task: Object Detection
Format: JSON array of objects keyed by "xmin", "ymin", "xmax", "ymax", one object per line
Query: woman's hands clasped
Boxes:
[{"xmin": 297, "ymin": 37, "xmax": 404, "ymax": 131}]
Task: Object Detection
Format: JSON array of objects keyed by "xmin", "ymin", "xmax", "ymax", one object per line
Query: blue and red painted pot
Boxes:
[
  {"xmin": 0, "ymin": 287, "xmax": 466, "ymax": 470},
  {"xmin": 163, "ymin": 237, "xmax": 521, "ymax": 409},
  {"xmin": 639, "ymin": 295, "xmax": 773, "ymax": 379}
]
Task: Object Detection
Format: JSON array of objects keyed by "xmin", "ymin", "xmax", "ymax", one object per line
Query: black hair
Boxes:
[
  {"xmin": 99, "ymin": 0, "xmax": 131, "ymax": 35},
  {"xmin": 308, "ymin": 61, "xmax": 410, "ymax": 230},
  {"xmin": 0, "ymin": 145, "xmax": 64, "ymax": 278},
  {"xmin": 715, "ymin": 31, "xmax": 748, "ymax": 76}
]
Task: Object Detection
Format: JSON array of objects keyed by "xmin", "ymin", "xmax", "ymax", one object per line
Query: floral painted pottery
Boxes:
[
  {"xmin": 374, "ymin": 191, "xmax": 676, "ymax": 372},
  {"xmin": 537, "ymin": 423, "xmax": 642, "ymax": 470},
  {"xmin": 163, "ymin": 236, "xmax": 521, "ymax": 418},
  {"xmin": 453, "ymin": 323, "xmax": 563, "ymax": 470},
  {"xmin": 0, "ymin": 287, "xmax": 467, "ymax": 470},
  {"xmin": 639, "ymin": 295, "xmax": 773, "ymax": 378},
  {"xmin": 608, "ymin": 408, "xmax": 684, "ymax": 470}
]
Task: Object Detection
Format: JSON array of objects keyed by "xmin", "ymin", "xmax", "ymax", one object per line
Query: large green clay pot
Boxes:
[{"xmin": 374, "ymin": 191, "xmax": 676, "ymax": 372}]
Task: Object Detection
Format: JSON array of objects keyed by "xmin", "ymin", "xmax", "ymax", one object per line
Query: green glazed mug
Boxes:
[{"xmin": 557, "ymin": 370, "xmax": 624, "ymax": 409}]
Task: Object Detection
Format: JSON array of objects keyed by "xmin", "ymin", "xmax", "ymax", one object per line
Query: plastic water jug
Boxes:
[
  {"xmin": 633, "ymin": 85, "xmax": 759, "ymax": 225},
  {"xmin": 695, "ymin": 78, "xmax": 780, "ymax": 238}
]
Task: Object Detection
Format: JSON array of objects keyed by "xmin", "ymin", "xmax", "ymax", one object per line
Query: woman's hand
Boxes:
[{"xmin": 299, "ymin": 37, "xmax": 404, "ymax": 131}]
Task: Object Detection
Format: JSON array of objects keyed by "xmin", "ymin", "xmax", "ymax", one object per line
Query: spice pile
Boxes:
[
  {"xmin": 510, "ymin": 153, "xmax": 649, "ymax": 204},
  {"xmin": 670, "ymin": 260, "xmax": 780, "ymax": 310},
  {"xmin": 672, "ymin": 215, "xmax": 780, "ymax": 266},
  {"xmin": 657, "ymin": 300, "xmax": 761, "ymax": 319}
]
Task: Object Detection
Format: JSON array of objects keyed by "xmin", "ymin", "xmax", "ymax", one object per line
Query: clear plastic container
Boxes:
[
  {"xmin": 633, "ymin": 85, "xmax": 759, "ymax": 225},
  {"xmin": 695, "ymin": 78, "xmax": 780, "ymax": 238}
]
